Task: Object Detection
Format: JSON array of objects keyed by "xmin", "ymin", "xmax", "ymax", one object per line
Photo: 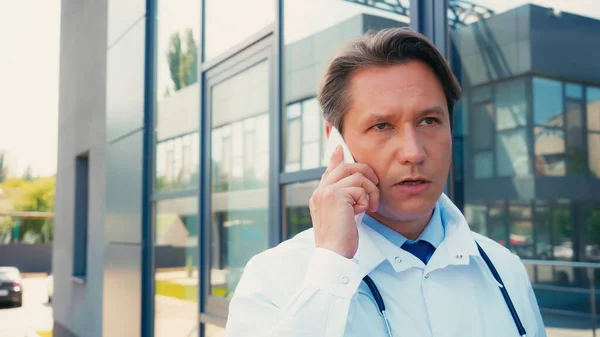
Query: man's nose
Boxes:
[{"xmin": 396, "ymin": 127, "xmax": 426, "ymax": 165}]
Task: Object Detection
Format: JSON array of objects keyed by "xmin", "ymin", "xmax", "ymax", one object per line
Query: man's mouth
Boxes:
[
  {"xmin": 398, "ymin": 180, "xmax": 428, "ymax": 185},
  {"xmin": 396, "ymin": 177, "xmax": 431, "ymax": 186}
]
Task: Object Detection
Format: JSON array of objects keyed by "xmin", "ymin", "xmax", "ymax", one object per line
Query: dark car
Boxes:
[{"xmin": 0, "ymin": 267, "xmax": 22, "ymax": 307}]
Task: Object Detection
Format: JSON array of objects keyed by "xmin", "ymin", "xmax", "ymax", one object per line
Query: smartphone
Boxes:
[{"xmin": 324, "ymin": 127, "xmax": 365, "ymax": 228}]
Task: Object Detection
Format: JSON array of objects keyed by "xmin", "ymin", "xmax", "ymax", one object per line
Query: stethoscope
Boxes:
[{"xmin": 361, "ymin": 241, "xmax": 527, "ymax": 337}]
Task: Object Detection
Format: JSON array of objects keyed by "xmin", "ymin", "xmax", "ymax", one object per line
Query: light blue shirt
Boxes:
[{"xmin": 362, "ymin": 204, "xmax": 444, "ymax": 264}]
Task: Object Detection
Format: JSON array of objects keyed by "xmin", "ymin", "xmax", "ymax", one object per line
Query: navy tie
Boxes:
[{"xmin": 401, "ymin": 240, "xmax": 435, "ymax": 264}]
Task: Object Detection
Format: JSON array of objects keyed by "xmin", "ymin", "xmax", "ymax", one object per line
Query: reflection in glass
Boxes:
[
  {"xmin": 534, "ymin": 126, "xmax": 565, "ymax": 176},
  {"xmin": 534, "ymin": 201, "xmax": 552, "ymax": 259},
  {"xmin": 155, "ymin": 0, "xmax": 200, "ymax": 193},
  {"xmin": 472, "ymin": 103, "xmax": 493, "ymax": 150},
  {"xmin": 156, "ymin": 0, "xmax": 200, "ymax": 100},
  {"xmin": 587, "ymin": 87, "xmax": 600, "ymax": 131},
  {"xmin": 285, "ymin": 180, "xmax": 320, "ymax": 239},
  {"xmin": 156, "ymin": 132, "xmax": 200, "ymax": 191},
  {"xmin": 509, "ymin": 201, "xmax": 533, "ymax": 258},
  {"xmin": 566, "ymin": 83, "xmax": 583, "ymax": 99},
  {"xmin": 286, "ymin": 118, "xmax": 301, "ymax": 171},
  {"xmin": 565, "ymin": 100, "xmax": 586, "ymax": 175},
  {"xmin": 533, "ymin": 77, "xmax": 563, "ymax": 127},
  {"xmin": 210, "ymin": 61, "xmax": 270, "ymax": 299},
  {"xmin": 496, "ymin": 79, "xmax": 527, "ymax": 130},
  {"xmin": 590, "ymin": 133, "xmax": 600, "ymax": 178},
  {"xmin": 583, "ymin": 202, "xmax": 600, "ymax": 262},
  {"xmin": 464, "ymin": 203, "xmax": 487, "ymax": 235},
  {"xmin": 488, "ymin": 201, "xmax": 507, "ymax": 246},
  {"xmin": 283, "ymin": 0, "xmax": 410, "ymax": 170},
  {"xmin": 154, "ymin": 197, "xmax": 198, "ymax": 337},
  {"xmin": 284, "ymin": 98, "xmax": 325, "ymax": 172},
  {"xmin": 473, "ymin": 151, "xmax": 493, "ymax": 179},
  {"xmin": 472, "ymin": 85, "xmax": 492, "ymax": 103},
  {"xmin": 205, "ymin": 0, "xmax": 275, "ymax": 60},
  {"xmin": 496, "ymin": 128, "xmax": 530, "ymax": 177},
  {"xmin": 552, "ymin": 200, "xmax": 573, "ymax": 261}
]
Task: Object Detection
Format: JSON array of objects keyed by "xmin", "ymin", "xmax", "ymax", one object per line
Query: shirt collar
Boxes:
[
  {"xmin": 353, "ymin": 193, "xmax": 481, "ymax": 275},
  {"xmin": 362, "ymin": 202, "xmax": 444, "ymax": 249}
]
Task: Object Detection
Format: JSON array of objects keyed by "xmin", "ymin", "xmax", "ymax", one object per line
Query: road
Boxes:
[{"xmin": 0, "ymin": 277, "xmax": 53, "ymax": 337}]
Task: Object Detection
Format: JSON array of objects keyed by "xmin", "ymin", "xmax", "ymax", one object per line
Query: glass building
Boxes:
[{"xmin": 54, "ymin": 1, "xmax": 600, "ymax": 336}]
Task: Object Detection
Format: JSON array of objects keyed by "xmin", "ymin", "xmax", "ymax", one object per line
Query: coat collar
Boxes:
[{"xmin": 353, "ymin": 193, "xmax": 481, "ymax": 276}]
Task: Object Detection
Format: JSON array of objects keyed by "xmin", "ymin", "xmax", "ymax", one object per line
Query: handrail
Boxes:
[
  {"xmin": 0, "ymin": 211, "xmax": 54, "ymax": 218},
  {"xmin": 521, "ymin": 259, "xmax": 600, "ymax": 269}
]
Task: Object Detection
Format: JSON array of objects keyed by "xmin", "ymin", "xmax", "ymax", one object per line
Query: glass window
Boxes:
[
  {"xmin": 302, "ymin": 99, "xmax": 321, "ymax": 143},
  {"xmin": 209, "ymin": 61, "xmax": 270, "ymax": 300},
  {"xmin": 464, "ymin": 203, "xmax": 488, "ymax": 235},
  {"xmin": 286, "ymin": 118, "xmax": 301, "ymax": 171},
  {"xmin": 472, "ymin": 86, "xmax": 492, "ymax": 103},
  {"xmin": 155, "ymin": 0, "xmax": 200, "ymax": 192},
  {"xmin": 496, "ymin": 79, "xmax": 527, "ymax": 130},
  {"xmin": 473, "ymin": 151, "xmax": 493, "ymax": 179},
  {"xmin": 448, "ymin": 2, "xmax": 600, "ymax": 295},
  {"xmin": 496, "ymin": 128, "xmax": 530, "ymax": 177},
  {"xmin": 534, "ymin": 201, "xmax": 552, "ymax": 259},
  {"xmin": 565, "ymin": 100, "xmax": 586, "ymax": 175},
  {"xmin": 552, "ymin": 200, "xmax": 573, "ymax": 261},
  {"xmin": 283, "ymin": 0, "xmax": 410, "ymax": 171},
  {"xmin": 156, "ymin": 132, "xmax": 200, "ymax": 191},
  {"xmin": 566, "ymin": 100, "xmax": 584, "ymax": 148},
  {"xmin": 285, "ymin": 180, "xmax": 319, "ymax": 239},
  {"xmin": 205, "ymin": 0, "xmax": 275, "ymax": 60},
  {"xmin": 534, "ymin": 126, "xmax": 565, "ymax": 176},
  {"xmin": 154, "ymin": 197, "xmax": 198, "ymax": 337},
  {"xmin": 509, "ymin": 201, "xmax": 534, "ymax": 258},
  {"xmin": 284, "ymin": 98, "xmax": 326, "ymax": 172},
  {"xmin": 488, "ymin": 201, "xmax": 508, "ymax": 246},
  {"xmin": 590, "ymin": 133, "xmax": 600, "ymax": 178},
  {"xmin": 566, "ymin": 83, "xmax": 583, "ymax": 99},
  {"xmin": 472, "ymin": 102, "xmax": 494, "ymax": 150},
  {"xmin": 588, "ymin": 87, "xmax": 600, "ymax": 131},
  {"xmin": 533, "ymin": 77, "xmax": 564, "ymax": 127},
  {"xmin": 583, "ymin": 201, "xmax": 600, "ymax": 262}
]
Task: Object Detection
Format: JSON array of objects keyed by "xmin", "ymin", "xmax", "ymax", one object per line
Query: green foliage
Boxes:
[
  {"xmin": 586, "ymin": 209, "xmax": 600, "ymax": 244},
  {"xmin": 0, "ymin": 176, "xmax": 55, "ymax": 243},
  {"xmin": 165, "ymin": 28, "xmax": 198, "ymax": 94},
  {"xmin": 166, "ymin": 32, "xmax": 182, "ymax": 90}
]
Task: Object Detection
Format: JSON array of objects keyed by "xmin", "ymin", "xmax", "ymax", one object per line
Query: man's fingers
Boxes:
[
  {"xmin": 324, "ymin": 163, "xmax": 379, "ymax": 187},
  {"xmin": 333, "ymin": 173, "xmax": 379, "ymax": 212},
  {"xmin": 321, "ymin": 145, "xmax": 343, "ymax": 183},
  {"xmin": 341, "ymin": 187, "xmax": 369, "ymax": 214}
]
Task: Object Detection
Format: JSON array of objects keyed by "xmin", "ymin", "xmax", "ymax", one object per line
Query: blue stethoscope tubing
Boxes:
[{"xmin": 362, "ymin": 241, "xmax": 527, "ymax": 337}]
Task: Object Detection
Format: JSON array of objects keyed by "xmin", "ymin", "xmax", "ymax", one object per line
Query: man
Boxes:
[{"xmin": 225, "ymin": 28, "xmax": 546, "ymax": 337}]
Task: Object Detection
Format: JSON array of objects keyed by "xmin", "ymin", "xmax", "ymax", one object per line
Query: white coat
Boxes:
[{"xmin": 225, "ymin": 193, "xmax": 546, "ymax": 337}]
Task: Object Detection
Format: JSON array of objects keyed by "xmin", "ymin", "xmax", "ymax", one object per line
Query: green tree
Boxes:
[
  {"xmin": 180, "ymin": 28, "xmax": 198, "ymax": 87},
  {"xmin": 166, "ymin": 32, "xmax": 183, "ymax": 90},
  {"xmin": 165, "ymin": 29, "xmax": 198, "ymax": 93},
  {"xmin": 13, "ymin": 176, "xmax": 55, "ymax": 242},
  {"xmin": 22, "ymin": 165, "xmax": 34, "ymax": 181}
]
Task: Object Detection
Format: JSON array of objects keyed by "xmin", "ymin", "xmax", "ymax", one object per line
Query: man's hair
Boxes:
[{"xmin": 317, "ymin": 27, "xmax": 461, "ymax": 132}]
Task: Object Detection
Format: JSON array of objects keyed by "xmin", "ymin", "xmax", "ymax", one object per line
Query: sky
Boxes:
[{"xmin": 0, "ymin": 1, "xmax": 60, "ymax": 178}]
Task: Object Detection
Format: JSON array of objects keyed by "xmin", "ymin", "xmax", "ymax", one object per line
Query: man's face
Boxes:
[{"xmin": 331, "ymin": 61, "xmax": 452, "ymax": 222}]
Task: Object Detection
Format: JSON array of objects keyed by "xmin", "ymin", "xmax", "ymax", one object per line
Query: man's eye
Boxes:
[
  {"xmin": 420, "ymin": 117, "xmax": 439, "ymax": 126},
  {"xmin": 372, "ymin": 123, "xmax": 389, "ymax": 130}
]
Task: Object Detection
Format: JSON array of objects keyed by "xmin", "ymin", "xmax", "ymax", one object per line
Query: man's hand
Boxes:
[{"xmin": 309, "ymin": 145, "xmax": 380, "ymax": 259}]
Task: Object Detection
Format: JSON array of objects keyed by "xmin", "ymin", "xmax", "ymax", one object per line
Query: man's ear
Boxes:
[{"xmin": 325, "ymin": 123, "xmax": 333, "ymax": 139}]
